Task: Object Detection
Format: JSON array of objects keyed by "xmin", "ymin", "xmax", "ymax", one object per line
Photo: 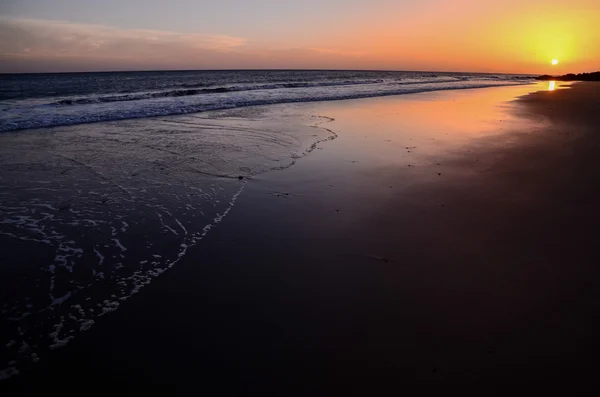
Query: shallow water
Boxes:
[{"xmin": 0, "ymin": 106, "xmax": 335, "ymax": 379}]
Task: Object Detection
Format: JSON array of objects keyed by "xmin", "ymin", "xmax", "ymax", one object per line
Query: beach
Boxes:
[{"xmin": 3, "ymin": 80, "xmax": 600, "ymax": 390}]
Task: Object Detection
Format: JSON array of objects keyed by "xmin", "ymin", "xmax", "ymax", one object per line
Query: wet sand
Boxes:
[{"xmin": 5, "ymin": 82, "xmax": 600, "ymax": 390}]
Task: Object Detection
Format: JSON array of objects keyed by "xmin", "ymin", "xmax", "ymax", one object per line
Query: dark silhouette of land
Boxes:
[{"xmin": 537, "ymin": 71, "xmax": 600, "ymax": 81}]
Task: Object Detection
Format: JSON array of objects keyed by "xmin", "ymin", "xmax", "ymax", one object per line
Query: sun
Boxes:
[{"xmin": 551, "ymin": 59, "xmax": 559, "ymax": 65}]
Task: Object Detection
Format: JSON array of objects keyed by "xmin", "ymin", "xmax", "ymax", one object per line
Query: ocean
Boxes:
[
  {"xmin": 0, "ymin": 70, "xmax": 532, "ymax": 381},
  {"xmin": 0, "ymin": 70, "xmax": 532, "ymax": 132}
]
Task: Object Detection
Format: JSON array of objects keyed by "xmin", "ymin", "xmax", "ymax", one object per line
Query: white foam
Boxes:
[
  {"xmin": 94, "ymin": 247, "xmax": 105, "ymax": 265},
  {"xmin": 79, "ymin": 319, "xmax": 95, "ymax": 331},
  {"xmin": 54, "ymin": 242, "xmax": 84, "ymax": 272},
  {"xmin": 50, "ymin": 290, "xmax": 72, "ymax": 306},
  {"xmin": 98, "ymin": 300, "xmax": 120, "ymax": 316},
  {"xmin": 18, "ymin": 341, "xmax": 29, "ymax": 354},
  {"xmin": 157, "ymin": 212, "xmax": 179, "ymax": 236},
  {"xmin": 175, "ymin": 219, "xmax": 188, "ymax": 235},
  {"xmin": 0, "ymin": 366, "xmax": 20, "ymax": 381},
  {"xmin": 49, "ymin": 337, "xmax": 74, "ymax": 350},
  {"xmin": 71, "ymin": 304, "xmax": 86, "ymax": 316},
  {"xmin": 112, "ymin": 239, "xmax": 127, "ymax": 252}
]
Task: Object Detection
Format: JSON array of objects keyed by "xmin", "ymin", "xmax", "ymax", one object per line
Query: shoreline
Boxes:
[{"xmin": 4, "ymin": 82, "xmax": 600, "ymax": 389}]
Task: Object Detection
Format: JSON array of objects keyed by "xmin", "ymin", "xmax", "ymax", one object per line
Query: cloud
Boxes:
[
  {"xmin": 0, "ymin": 16, "xmax": 247, "ymax": 70},
  {"xmin": 0, "ymin": 17, "xmax": 374, "ymax": 72},
  {"xmin": 0, "ymin": 17, "xmax": 371, "ymax": 72}
]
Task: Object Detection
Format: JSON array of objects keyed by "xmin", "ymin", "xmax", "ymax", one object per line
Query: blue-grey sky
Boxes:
[
  {"xmin": 1, "ymin": 0, "xmax": 414, "ymax": 39},
  {"xmin": 1, "ymin": 0, "xmax": 599, "ymax": 73}
]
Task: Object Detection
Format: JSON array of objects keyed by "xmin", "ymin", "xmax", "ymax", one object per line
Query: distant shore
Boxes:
[{"xmin": 536, "ymin": 71, "xmax": 600, "ymax": 81}]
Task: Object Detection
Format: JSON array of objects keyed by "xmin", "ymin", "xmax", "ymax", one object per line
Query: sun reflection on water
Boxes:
[{"xmin": 548, "ymin": 81, "xmax": 556, "ymax": 91}]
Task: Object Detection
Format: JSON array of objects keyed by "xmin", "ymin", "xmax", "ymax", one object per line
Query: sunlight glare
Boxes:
[
  {"xmin": 548, "ymin": 81, "xmax": 556, "ymax": 91},
  {"xmin": 551, "ymin": 59, "xmax": 559, "ymax": 65}
]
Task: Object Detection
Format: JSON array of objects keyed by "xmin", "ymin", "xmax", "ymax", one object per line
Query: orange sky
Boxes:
[
  {"xmin": 1, "ymin": 0, "xmax": 599, "ymax": 73},
  {"xmin": 303, "ymin": 0, "xmax": 600, "ymax": 74}
]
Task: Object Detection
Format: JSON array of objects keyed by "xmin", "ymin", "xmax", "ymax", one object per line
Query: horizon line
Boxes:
[{"xmin": 0, "ymin": 68, "xmax": 541, "ymax": 76}]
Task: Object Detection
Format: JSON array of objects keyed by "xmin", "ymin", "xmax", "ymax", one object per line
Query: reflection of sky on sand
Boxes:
[{"xmin": 306, "ymin": 83, "xmax": 549, "ymax": 168}]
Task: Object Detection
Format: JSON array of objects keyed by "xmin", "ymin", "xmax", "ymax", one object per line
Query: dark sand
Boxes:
[{"xmin": 5, "ymin": 82, "xmax": 600, "ymax": 391}]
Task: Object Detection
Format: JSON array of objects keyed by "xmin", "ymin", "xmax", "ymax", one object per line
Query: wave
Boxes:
[
  {"xmin": 0, "ymin": 79, "xmax": 532, "ymax": 132},
  {"xmin": 53, "ymin": 87, "xmax": 231, "ymax": 105},
  {"xmin": 50, "ymin": 76, "xmax": 528, "ymax": 107},
  {"xmin": 51, "ymin": 79, "xmax": 388, "ymax": 106}
]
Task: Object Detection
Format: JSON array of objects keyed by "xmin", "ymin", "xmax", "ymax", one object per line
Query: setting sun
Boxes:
[{"xmin": 552, "ymin": 59, "xmax": 559, "ymax": 65}]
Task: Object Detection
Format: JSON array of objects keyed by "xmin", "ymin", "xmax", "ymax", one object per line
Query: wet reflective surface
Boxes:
[{"xmin": 0, "ymin": 108, "xmax": 335, "ymax": 376}]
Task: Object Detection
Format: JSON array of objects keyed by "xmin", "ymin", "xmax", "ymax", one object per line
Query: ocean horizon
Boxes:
[{"xmin": 0, "ymin": 68, "xmax": 540, "ymax": 75}]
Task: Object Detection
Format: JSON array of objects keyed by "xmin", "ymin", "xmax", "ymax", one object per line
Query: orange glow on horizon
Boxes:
[{"xmin": 312, "ymin": 0, "xmax": 600, "ymax": 74}]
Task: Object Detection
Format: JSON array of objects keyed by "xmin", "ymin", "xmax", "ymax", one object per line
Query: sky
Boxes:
[{"xmin": 1, "ymin": 0, "xmax": 599, "ymax": 74}]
